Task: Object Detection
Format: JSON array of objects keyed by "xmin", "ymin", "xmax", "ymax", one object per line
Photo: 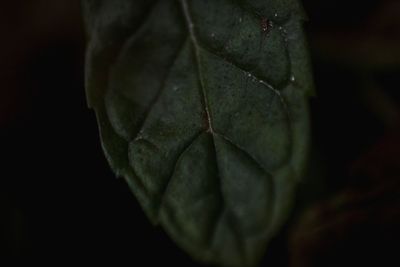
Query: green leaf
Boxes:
[{"xmin": 83, "ymin": 0, "xmax": 313, "ymax": 266}]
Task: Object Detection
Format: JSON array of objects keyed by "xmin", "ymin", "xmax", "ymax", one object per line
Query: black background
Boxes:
[{"xmin": 1, "ymin": 0, "xmax": 399, "ymax": 266}]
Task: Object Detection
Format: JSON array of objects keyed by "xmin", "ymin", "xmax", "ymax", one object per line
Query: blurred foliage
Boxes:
[
  {"xmin": 289, "ymin": 0, "xmax": 400, "ymax": 266},
  {"xmin": 290, "ymin": 128, "xmax": 400, "ymax": 267}
]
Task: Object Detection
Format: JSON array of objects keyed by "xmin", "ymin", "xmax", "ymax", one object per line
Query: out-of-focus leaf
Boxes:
[
  {"xmin": 290, "ymin": 128, "xmax": 400, "ymax": 267},
  {"xmin": 310, "ymin": 0, "xmax": 400, "ymax": 69}
]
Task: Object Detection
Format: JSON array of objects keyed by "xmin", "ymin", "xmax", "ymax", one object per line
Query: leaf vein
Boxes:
[
  {"xmin": 128, "ymin": 38, "xmax": 189, "ymax": 143},
  {"xmin": 217, "ymin": 132, "xmax": 277, "ymax": 234},
  {"xmin": 180, "ymin": 0, "xmax": 214, "ymax": 133},
  {"xmin": 158, "ymin": 130, "xmax": 205, "ymax": 215},
  {"xmin": 215, "ymin": 133, "xmax": 274, "ymax": 180}
]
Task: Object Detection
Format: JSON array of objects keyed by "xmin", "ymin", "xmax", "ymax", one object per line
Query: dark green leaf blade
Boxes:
[{"xmin": 84, "ymin": 0, "xmax": 313, "ymax": 266}]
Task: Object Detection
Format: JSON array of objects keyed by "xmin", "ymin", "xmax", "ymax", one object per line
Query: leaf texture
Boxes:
[{"xmin": 83, "ymin": 0, "xmax": 313, "ymax": 266}]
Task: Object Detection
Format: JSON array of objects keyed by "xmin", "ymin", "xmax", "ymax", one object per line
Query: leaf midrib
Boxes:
[
  {"xmin": 165, "ymin": 4, "xmax": 278, "ymax": 259},
  {"xmin": 180, "ymin": 0, "xmax": 215, "ymax": 133},
  {"xmin": 180, "ymin": 0, "xmax": 291, "ymax": 135}
]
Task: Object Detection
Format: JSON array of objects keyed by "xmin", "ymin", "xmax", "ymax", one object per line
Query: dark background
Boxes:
[{"xmin": 1, "ymin": 0, "xmax": 399, "ymax": 266}]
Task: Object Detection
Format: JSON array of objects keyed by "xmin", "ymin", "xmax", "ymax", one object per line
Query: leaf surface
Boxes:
[{"xmin": 84, "ymin": 0, "xmax": 313, "ymax": 266}]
